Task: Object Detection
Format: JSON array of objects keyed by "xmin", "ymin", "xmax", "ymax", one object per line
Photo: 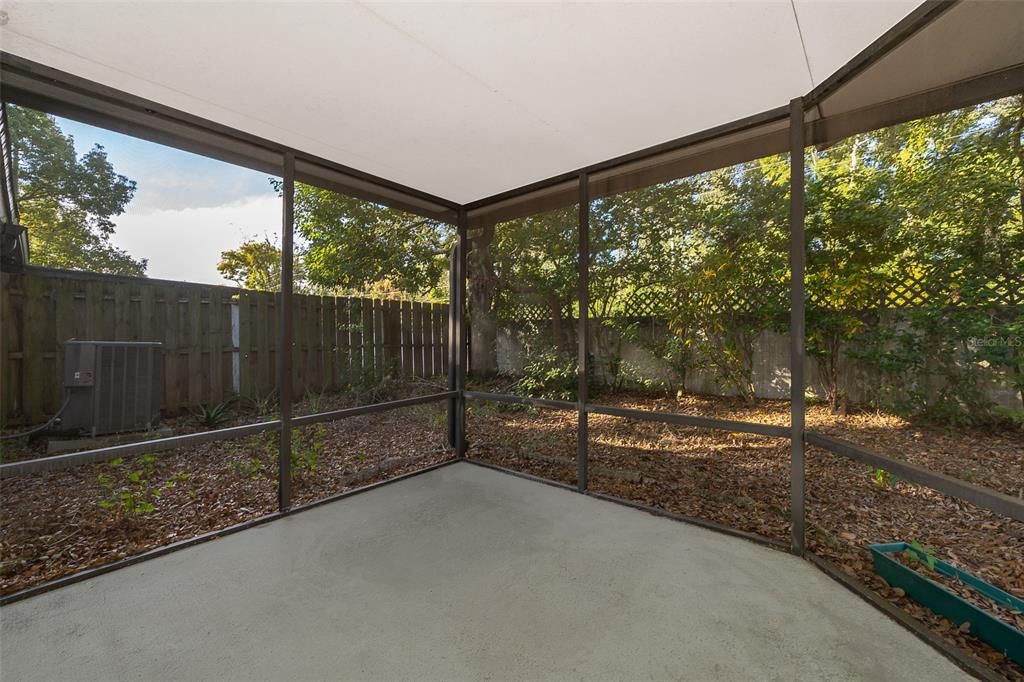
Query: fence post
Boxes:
[
  {"xmin": 789, "ymin": 97, "xmax": 806, "ymax": 555},
  {"xmin": 278, "ymin": 152, "xmax": 294, "ymax": 512},
  {"xmin": 577, "ymin": 173, "xmax": 590, "ymax": 492}
]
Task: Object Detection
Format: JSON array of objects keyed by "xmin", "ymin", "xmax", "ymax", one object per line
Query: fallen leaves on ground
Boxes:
[{"xmin": 1, "ymin": 393, "xmax": 452, "ymax": 596}]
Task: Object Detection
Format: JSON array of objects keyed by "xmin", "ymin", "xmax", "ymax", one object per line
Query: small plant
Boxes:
[
  {"xmin": 192, "ymin": 399, "xmax": 234, "ymax": 429},
  {"xmin": 304, "ymin": 388, "xmax": 327, "ymax": 415},
  {"xmin": 872, "ymin": 467, "xmax": 895, "ymax": 488},
  {"xmin": 96, "ymin": 454, "xmax": 193, "ymax": 519},
  {"xmin": 247, "ymin": 391, "xmax": 278, "ymax": 418},
  {"xmin": 290, "ymin": 425, "xmax": 325, "ymax": 477},
  {"xmin": 231, "ymin": 457, "xmax": 264, "ymax": 480},
  {"xmin": 903, "ymin": 540, "xmax": 938, "ymax": 571}
]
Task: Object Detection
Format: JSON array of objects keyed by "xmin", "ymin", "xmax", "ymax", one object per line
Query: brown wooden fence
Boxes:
[{"xmin": 1, "ymin": 267, "xmax": 448, "ymax": 424}]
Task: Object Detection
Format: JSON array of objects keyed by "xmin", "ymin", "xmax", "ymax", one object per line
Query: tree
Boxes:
[
  {"xmin": 808, "ymin": 95, "xmax": 1024, "ymax": 420},
  {"xmin": 467, "ymin": 206, "xmax": 578, "ymax": 376},
  {"xmin": 217, "ymin": 237, "xmax": 306, "ymax": 292},
  {"xmin": 8, "ymin": 105, "xmax": 145, "ymax": 276},
  {"xmin": 283, "ymin": 182, "xmax": 452, "ymax": 297}
]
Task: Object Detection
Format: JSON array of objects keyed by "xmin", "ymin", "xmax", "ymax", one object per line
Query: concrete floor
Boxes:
[{"xmin": 1, "ymin": 462, "xmax": 966, "ymax": 681}]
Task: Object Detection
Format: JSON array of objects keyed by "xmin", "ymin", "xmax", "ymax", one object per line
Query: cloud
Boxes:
[
  {"xmin": 56, "ymin": 114, "xmax": 277, "ymax": 213},
  {"xmin": 110, "ymin": 195, "xmax": 282, "ymax": 285},
  {"xmin": 128, "ymin": 167, "xmax": 277, "ymax": 213}
]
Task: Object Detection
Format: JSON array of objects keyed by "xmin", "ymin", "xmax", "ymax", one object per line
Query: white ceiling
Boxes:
[{"xmin": 0, "ymin": 1, "xmax": 918, "ymax": 204}]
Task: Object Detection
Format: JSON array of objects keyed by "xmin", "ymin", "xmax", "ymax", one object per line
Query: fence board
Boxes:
[
  {"xmin": 323, "ymin": 296, "xmax": 337, "ymax": 392},
  {"xmin": 434, "ymin": 301, "xmax": 446, "ymax": 374},
  {"xmin": 209, "ymin": 289, "xmax": 223, "ymax": 405},
  {"xmin": 421, "ymin": 302, "xmax": 434, "ymax": 377},
  {"xmin": 428, "ymin": 303, "xmax": 440, "ymax": 376},
  {"xmin": 264, "ymin": 292, "xmax": 277, "ymax": 400},
  {"xmin": 373, "ymin": 298, "xmax": 384, "ymax": 383},
  {"xmin": 310, "ymin": 295, "xmax": 324, "ymax": 393},
  {"xmin": 400, "ymin": 300, "xmax": 413, "ymax": 377},
  {"xmin": 411, "ymin": 301, "xmax": 424, "ymax": 378},
  {"xmin": 2, "ymin": 269, "xmax": 450, "ymax": 423},
  {"xmin": 21, "ymin": 275, "xmax": 48, "ymax": 421},
  {"xmin": 337, "ymin": 297, "xmax": 351, "ymax": 387},
  {"xmin": 362, "ymin": 296, "xmax": 374, "ymax": 385},
  {"xmin": 187, "ymin": 288, "xmax": 203, "ymax": 407},
  {"xmin": 380, "ymin": 299, "xmax": 395, "ymax": 376},
  {"xmin": 0, "ymin": 274, "xmax": 22, "ymax": 421}
]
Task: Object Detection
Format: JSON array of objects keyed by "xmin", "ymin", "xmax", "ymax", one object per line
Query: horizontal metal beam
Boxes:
[
  {"xmin": 463, "ymin": 391, "xmax": 577, "ymax": 412},
  {"xmin": 0, "ymin": 458, "xmax": 459, "ymax": 606},
  {"xmin": 294, "ymin": 159, "xmax": 455, "ymax": 223},
  {"xmin": 805, "ymin": 431, "xmax": 1024, "ymax": 523},
  {"xmin": 809, "ymin": 62, "xmax": 1024, "ymax": 148},
  {"xmin": 0, "ymin": 52, "xmax": 459, "ymax": 219},
  {"xmin": 586, "ymin": 403, "xmax": 790, "ymax": 439},
  {"xmin": 1, "ymin": 392, "xmax": 457, "ymax": 477},
  {"xmin": 464, "ymin": 105, "xmax": 790, "ymax": 214},
  {"xmin": 291, "ymin": 391, "xmax": 457, "ymax": 427},
  {"xmin": 585, "ymin": 490, "xmax": 788, "ymax": 552},
  {"xmin": 804, "ymin": 1, "xmax": 959, "ymax": 109},
  {"xmin": 463, "ymin": 457, "xmax": 578, "ymax": 493},
  {"xmin": 465, "ymin": 55, "xmax": 1023, "ymax": 227},
  {"xmin": 0, "ymin": 419, "xmax": 282, "ymax": 477}
]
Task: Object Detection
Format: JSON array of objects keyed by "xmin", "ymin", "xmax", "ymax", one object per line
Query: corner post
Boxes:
[
  {"xmin": 577, "ymin": 173, "xmax": 590, "ymax": 492},
  {"xmin": 789, "ymin": 98, "xmax": 806, "ymax": 554},
  {"xmin": 447, "ymin": 243, "xmax": 457, "ymax": 449},
  {"xmin": 455, "ymin": 207, "xmax": 468, "ymax": 458},
  {"xmin": 278, "ymin": 151, "xmax": 295, "ymax": 512}
]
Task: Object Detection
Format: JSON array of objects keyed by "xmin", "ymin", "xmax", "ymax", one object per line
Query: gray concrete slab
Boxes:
[{"xmin": 1, "ymin": 462, "xmax": 966, "ymax": 681}]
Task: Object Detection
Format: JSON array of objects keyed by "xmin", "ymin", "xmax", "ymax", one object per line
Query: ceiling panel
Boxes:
[{"xmin": 0, "ymin": 1, "xmax": 927, "ymax": 204}]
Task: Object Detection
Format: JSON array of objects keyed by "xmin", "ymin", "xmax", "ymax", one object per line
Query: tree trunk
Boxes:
[{"xmin": 467, "ymin": 221, "xmax": 499, "ymax": 376}]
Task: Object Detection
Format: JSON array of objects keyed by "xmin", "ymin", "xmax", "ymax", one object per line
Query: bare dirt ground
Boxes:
[{"xmin": 468, "ymin": 390, "xmax": 1024, "ymax": 680}]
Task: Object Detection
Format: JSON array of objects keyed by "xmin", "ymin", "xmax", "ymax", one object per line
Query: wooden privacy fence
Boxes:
[{"xmin": 1, "ymin": 267, "xmax": 448, "ymax": 424}]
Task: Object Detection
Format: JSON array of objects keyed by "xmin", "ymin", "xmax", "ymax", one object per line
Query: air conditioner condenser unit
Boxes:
[{"xmin": 61, "ymin": 340, "xmax": 163, "ymax": 436}]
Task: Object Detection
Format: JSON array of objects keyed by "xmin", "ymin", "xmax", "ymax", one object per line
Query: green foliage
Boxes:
[
  {"xmin": 289, "ymin": 425, "xmax": 324, "ymax": 477},
  {"xmin": 245, "ymin": 391, "xmax": 278, "ymax": 418},
  {"xmin": 192, "ymin": 400, "xmax": 234, "ymax": 429},
  {"xmin": 993, "ymin": 406, "xmax": 1024, "ymax": 428},
  {"xmin": 904, "ymin": 540, "xmax": 938, "ymax": 572},
  {"xmin": 282, "ymin": 181, "xmax": 453, "ymax": 297},
  {"xmin": 610, "ymin": 322, "xmax": 696, "ymax": 395},
  {"xmin": 96, "ymin": 454, "xmax": 192, "ymax": 519},
  {"xmin": 231, "ymin": 456, "xmax": 265, "ymax": 480},
  {"xmin": 225, "ymin": 95, "xmax": 1022, "ymax": 431},
  {"xmin": 304, "ymin": 387, "xmax": 327, "ymax": 415},
  {"xmin": 872, "ymin": 467, "xmax": 895, "ymax": 488},
  {"xmin": 9, "ymin": 105, "xmax": 144, "ymax": 275},
  {"xmin": 514, "ymin": 334, "xmax": 577, "ymax": 401},
  {"xmin": 217, "ymin": 237, "xmax": 307, "ymax": 292},
  {"xmin": 809, "ymin": 96, "xmax": 1024, "ymax": 425}
]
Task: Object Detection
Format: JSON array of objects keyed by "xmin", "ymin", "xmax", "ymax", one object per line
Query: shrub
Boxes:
[{"xmin": 515, "ymin": 344, "xmax": 576, "ymax": 401}]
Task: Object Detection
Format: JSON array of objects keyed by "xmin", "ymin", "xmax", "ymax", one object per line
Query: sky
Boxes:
[{"xmin": 55, "ymin": 116, "xmax": 282, "ymax": 286}]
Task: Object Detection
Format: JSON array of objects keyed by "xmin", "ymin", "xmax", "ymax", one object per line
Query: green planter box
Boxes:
[{"xmin": 870, "ymin": 542, "xmax": 1024, "ymax": 666}]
